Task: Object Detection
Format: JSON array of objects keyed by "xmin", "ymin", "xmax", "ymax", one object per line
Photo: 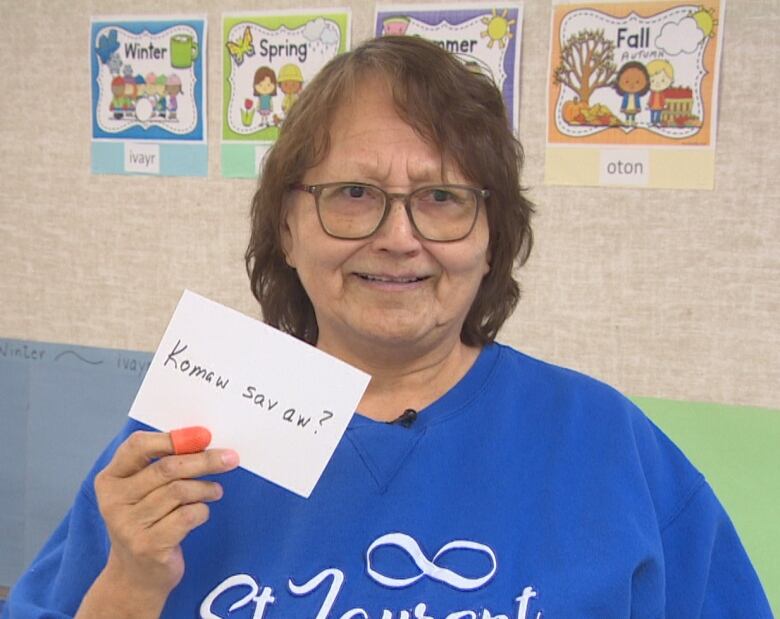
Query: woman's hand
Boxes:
[{"xmin": 76, "ymin": 428, "xmax": 239, "ymax": 618}]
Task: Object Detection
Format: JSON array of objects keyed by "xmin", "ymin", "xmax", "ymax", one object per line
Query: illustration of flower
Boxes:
[{"xmin": 241, "ymin": 98, "xmax": 255, "ymax": 126}]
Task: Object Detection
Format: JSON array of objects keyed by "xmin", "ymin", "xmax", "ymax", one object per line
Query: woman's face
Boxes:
[{"xmin": 281, "ymin": 79, "xmax": 490, "ymax": 355}]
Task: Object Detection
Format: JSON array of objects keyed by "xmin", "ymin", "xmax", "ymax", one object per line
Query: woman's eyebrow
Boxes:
[
  {"xmin": 334, "ymin": 154, "xmax": 448, "ymax": 184},
  {"xmin": 406, "ymin": 158, "xmax": 445, "ymax": 183},
  {"xmin": 350, "ymin": 154, "xmax": 385, "ymax": 179}
]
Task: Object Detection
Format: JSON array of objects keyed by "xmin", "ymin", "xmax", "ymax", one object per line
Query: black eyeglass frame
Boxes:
[{"xmin": 289, "ymin": 182, "xmax": 490, "ymax": 242}]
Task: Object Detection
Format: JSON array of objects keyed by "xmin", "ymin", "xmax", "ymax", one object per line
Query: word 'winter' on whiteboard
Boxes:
[{"xmin": 128, "ymin": 290, "xmax": 371, "ymax": 498}]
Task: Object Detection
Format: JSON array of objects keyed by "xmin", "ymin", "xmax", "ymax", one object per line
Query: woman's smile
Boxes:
[
  {"xmin": 352, "ymin": 271, "xmax": 432, "ymax": 289},
  {"xmin": 281, "ymin": 77, "xmax": 490, "ymax": 354}
]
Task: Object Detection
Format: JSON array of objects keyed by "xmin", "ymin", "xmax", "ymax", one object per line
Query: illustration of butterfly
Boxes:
[{"xmin": 226, "ymin": 26, "xmax": 255, "ymax": 66}]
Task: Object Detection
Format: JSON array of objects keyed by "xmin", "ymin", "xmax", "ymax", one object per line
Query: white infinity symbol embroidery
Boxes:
[{"xmin": 365, "ymin": 532, "xmax": 497, "ymax": 591}]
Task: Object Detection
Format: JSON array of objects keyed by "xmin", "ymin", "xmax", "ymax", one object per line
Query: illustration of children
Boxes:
[
  {"xmin": 134, "ymin": 74, "xmax": 146, "ymax": 98},
  {"xmin": 278, "ymin": 64, "xmax": 304, "ymax": 116},
  {"xmin": 646, "ymin": 60, "xmax": 674, "ymax": 127},
  {"xmin": 145, "ymin": 72, "xmax": 158, "ymax": 109},
  {"xmin": 253, "ymin": 66, "xmax": 277, "ymax": 128},
  {"xmin": 109, "ymin": 76, "xmax": 126, "ymax": 119},
  {"xmin": 166, "ymin": 74, "xmax": 182, "ymax": 121},
  {"xmin": 155, "ymin": 75, "xmax": 168, "ymax": 118},
  {"xmin": 614, "ymin": 62, "xmax": 650, "ymax": 126},
  {"xmin": 123, "ymin": 76, "xmax": 137, "ymax": 115}
]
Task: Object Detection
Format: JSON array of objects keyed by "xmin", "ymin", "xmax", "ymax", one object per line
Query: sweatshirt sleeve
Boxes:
[
  {"xmin": 1, "ymin": 482, "xmax": 110, "ymax": 619},
  {"xmin": 0, "ymin": 419, "xmax": 149, "ymax": 619},
  {"xmin": 660, "ymin": 479, "xmax": 774, "ymax": 618}
]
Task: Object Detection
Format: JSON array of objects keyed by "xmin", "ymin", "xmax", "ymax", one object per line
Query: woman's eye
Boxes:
[
  {"xmin": 432, "ymin": 189, "xmax": 452, "ymax": 201},
  {"xmin": 345, "ymin": 185, "xmax": 366, "ymax": 198}
]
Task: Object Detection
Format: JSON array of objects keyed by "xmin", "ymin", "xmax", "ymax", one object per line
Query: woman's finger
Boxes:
[
  {"xmin": 103, "ymin": 427, "xmax": 216, "ymax": 479},
  {"xmin": 108, "ymin": 448, "xmax": 239, "ymax": 503},
  {"xmin": 103, "ymin": 430, "xmax": 177, "ymax": 479},
  {"xmin": 150, "ymin": 448, "xmax": 239, "ymax": 486},
  {"xmin": 131, "ymin": 479, "xmax": 223, "ymax": 528},
  {"xmin": 146, "ymin": 502, "xmax": 212, "ymax": 549}
]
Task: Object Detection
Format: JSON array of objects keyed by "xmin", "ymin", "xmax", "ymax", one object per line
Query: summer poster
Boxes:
[
  {"xmin": 221, "ymin": 10, "xmax": 351, "ymax": 179},
  {"xmin": 545, "ymin": 1, "xmax": 724, "ymax": 189},
  {"xmin": 90, "ymin": 17, "xmax": 207, "ymax": 177},
  {"xmin": 374, "ymin": 4, "xmax": 524, "ymax": 131}
]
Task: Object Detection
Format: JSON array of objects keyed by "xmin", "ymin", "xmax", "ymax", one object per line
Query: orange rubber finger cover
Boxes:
[{"xmin": 170, "ymin": 426, "xmax": 212, "ymax": 455}]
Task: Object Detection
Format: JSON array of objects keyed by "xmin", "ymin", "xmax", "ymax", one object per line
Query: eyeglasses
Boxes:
[{"xmin": 289, "ymin": 182, "xmax": 489, "ymax": 242}]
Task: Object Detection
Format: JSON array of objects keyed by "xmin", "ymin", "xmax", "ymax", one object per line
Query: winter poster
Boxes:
[
  {"xmin": 545, "ymin": 0, "xmax": 724, "ymax": 189},
  {"xmin": 221, "ymin": 10, "xmax": 351, "ymax": 178},
  {"xmin": 374, "ymin": 4, "xmax": 524, "ymax": 131},
  {"xmin": 90, "ymin": 17, "xmax": 207, "ymax": 177}
]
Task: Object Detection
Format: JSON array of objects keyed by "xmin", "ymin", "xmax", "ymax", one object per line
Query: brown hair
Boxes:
[
  {"xmin": 253, "ymin": 66, "xmax": 277, "ymax": 96},
  {"xmin": 246, "ymin": 36, "xmax": 533, "ymax": 346},
  {"xmin": 614, "ymin": 61, "xmax": 650, "ymax": 96}
]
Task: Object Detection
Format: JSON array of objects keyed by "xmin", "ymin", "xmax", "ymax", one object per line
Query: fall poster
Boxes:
[
  {"xmin": 90, "ymin": 16, "xmax": 207, "ymax": 177},
  {"xmin": 374, "ymin": 4, "xmax": 524, "ymax": 130},
  {"xmin": 545, "ymin": 0, "xmax": 724, "ymax": 189},
  {"xmin": 221, "ymin": 10, "xmax": 350, "ymax": 178}
]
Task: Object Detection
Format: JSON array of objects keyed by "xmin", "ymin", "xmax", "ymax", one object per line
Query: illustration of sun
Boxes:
[
  {"xmin": 691, "ymin": 6, "xmax": 718, "ymax": 38},
  {"xmin": 480, "ymin": 9, "xmax": 515, "ymax": 49}
]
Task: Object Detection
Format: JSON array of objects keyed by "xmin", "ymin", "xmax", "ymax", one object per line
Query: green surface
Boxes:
[
  {"xmin": 634, "ymin": 397, "xmax": 779, "ymax": 615},
  {"xmin": 221, "ymin": 143, "xmax": 260, "ymax": 179}
]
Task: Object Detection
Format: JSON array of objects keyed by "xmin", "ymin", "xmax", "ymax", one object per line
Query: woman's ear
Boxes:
[
  {"xmin": 482, "ymin": 231, "xmax": 492, "ymax": 277},
  {"xmin": 482, "ymin": 249, "xmax": 491, "ymax": 277}
]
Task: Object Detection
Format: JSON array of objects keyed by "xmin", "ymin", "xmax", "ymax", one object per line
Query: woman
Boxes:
[{"xmin": 4, "ymin": 37, "xmax": 771, "ymax": 618}]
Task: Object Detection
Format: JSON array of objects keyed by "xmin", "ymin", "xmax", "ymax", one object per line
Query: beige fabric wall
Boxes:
[{"xmin": 0, "ymin": 0, "xmax": 777, "ymax": 408}]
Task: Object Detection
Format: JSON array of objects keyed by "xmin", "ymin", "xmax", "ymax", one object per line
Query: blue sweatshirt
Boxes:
[{"xmin": 3, "ymin": 344, "xmax": 773, "ymax": 618}]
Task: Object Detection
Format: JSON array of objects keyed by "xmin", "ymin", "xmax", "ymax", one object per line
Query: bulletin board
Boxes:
[
  {"xmin": 0, "ymin": 0, "xmax": 777, "ymax": 609},
  {"xmin": 1, "ymin": 0, "xmax": 776, "ymax": 408}
]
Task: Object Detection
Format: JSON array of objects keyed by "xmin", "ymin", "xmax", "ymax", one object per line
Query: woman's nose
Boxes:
[{"xmin": 371, "ymin": 198, "xmax": 422, "ymax": 253}]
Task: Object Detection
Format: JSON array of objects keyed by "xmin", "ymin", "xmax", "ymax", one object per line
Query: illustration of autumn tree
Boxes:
[{"xmin": 553, "ymin": 29, "xmax": 617, "ymax": 106}]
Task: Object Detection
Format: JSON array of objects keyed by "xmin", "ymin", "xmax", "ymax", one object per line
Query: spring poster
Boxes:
[
  {"xmin": 90, "ymin": 17, "xmax": 207, "ymax": 177},
  {"xmin": 222, "ymin": 10, "xmax": 351, "ymax": 179},
  {"xmin": 374, "ymin": 4, "xmax": 524, "ymax": 131},
  {"xmin": 545, "ymin": 1, "xmax": 724, "ymax": 189}
]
